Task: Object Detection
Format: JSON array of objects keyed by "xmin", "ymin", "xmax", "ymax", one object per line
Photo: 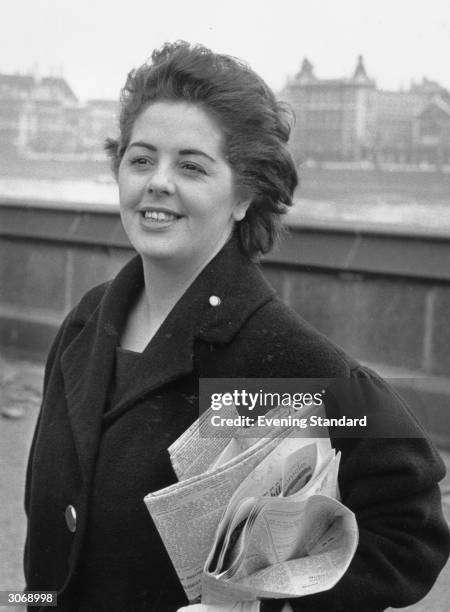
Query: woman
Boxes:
[{"xmin": 24, "ymin": 42, "xmax": 449, "ymax": 612}]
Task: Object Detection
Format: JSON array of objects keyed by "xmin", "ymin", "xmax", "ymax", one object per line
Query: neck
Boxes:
[{"xmin": 141, "ymin": 260, "xmax": 199, "ymax": 323}]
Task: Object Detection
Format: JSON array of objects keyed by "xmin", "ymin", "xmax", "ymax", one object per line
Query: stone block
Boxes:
[
  {"xmin": 286, "ymin": 270, "xmax": 427, "ymax": 370},
  {"xmin": 363, "ymin": 280, "xmax": 427, "ymax": 370},
  {"xmin": 0, "ymin": 315, "xmax": 59, "ymax": 360},
  {"xmin": 70, "ymin": 246, "xmax": 134, "ymax": 307},
  {"xmin": 0, "ymin": 239, "xmax": 66, "ymax": 312},
  {"xmin": 430, "ymin": 287, "xmax": 450, "ymax": 376},
  {"xmin": 261, "ymin": 265, "xmax": 285, "ymax": 298}
]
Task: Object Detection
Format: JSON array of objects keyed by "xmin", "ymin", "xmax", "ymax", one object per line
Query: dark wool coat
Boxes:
[{"xmin": 24, "ymin": 239, "xmax": 450, "ymax": 612}]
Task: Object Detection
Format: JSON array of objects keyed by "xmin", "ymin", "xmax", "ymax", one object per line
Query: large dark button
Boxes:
[{"xmin": 65, "ymin": 505, "xmax": 77, "ymax": 533}]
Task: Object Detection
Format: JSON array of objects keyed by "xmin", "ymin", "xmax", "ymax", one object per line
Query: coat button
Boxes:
[
  {"xmin": 209, "ymin": 295, "xmax": 221, "ymax": 307},
  {"xmin": 65, "ymin": 505, "xmax": 77, "ymax": 533}
]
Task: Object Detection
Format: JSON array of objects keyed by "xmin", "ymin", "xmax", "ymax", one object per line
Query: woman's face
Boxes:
[{"xmin": 118, "ymin": 101, "xmax": 250, "ymax": 269}]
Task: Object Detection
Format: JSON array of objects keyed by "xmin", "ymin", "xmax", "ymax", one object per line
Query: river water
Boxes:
[{"xmin": 1, "ymin": 176, "xmax": 450, "ymax": 234}]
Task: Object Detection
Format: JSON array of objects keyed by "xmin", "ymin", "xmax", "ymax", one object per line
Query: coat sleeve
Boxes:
[{"xmin": 262, "ymin": 369, "xmax": 450, "ymax": 612}]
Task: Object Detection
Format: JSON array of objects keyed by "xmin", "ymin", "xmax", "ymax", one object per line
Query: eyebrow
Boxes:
[{"xmin": 128, "ymin": 141, "xmax": 216, "ymax": 163}]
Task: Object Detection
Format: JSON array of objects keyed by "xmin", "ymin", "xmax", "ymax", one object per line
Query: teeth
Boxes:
[{"xmin": 143, "ymin": 211, "xmax": 177, "ymax": 222}]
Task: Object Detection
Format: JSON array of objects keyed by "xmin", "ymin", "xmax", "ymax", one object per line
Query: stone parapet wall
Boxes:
[
  {"xmin": 1, "ymin": 198, "xmax": 450, "ymax": 376},
  {"xmin": 2, "ymin": 198, "xmax": 450, "ymax": 442}
]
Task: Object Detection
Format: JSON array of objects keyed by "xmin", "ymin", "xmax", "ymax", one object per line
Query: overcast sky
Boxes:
[{"xmin": 1, "ymin": 0, "xmax": 449, "ymax": 101}]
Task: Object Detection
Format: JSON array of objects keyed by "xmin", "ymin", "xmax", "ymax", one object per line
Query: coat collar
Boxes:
[{"xmin": 60, "ymin": 238, "xmax": 275, "ymax": 482}]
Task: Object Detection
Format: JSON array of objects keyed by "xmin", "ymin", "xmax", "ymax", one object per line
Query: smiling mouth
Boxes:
[{"xmin": 140, "ymin": 210, "xmax": 182, "ymax": 223}]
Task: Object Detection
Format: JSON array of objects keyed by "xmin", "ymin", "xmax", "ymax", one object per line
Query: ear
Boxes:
[{"xmin": 232, "ymin": 196, "xmax": 252, "ymax": 222}]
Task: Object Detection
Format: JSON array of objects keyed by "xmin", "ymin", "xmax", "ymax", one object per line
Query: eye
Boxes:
[
  {"xmin": 130, "ymin": 156, "xmax": 153, "ymax": 168},
  {"xmin": 180, "ymin": 161, "xmax": 206, "ymax": 175}
]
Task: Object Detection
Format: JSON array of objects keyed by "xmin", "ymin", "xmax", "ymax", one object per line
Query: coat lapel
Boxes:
[
  {"xmin": 60, "ymin": 257, "xmax": 142, "ymax": 483},
  {"xmin": 60, "ymin": 239, "xmax": 275, "ymax": 482}
]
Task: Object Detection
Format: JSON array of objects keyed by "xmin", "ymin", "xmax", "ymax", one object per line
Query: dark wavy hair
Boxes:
[{"xmin": 106, "ymin": 41, "xmax": 298, "ymax": 258}]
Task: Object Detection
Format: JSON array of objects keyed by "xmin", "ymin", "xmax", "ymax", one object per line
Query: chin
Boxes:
[
  {"xmin": 128, "ymin": 233, "xmax": 174, "ymax": 258},
  {"xmin": 136, "ymin": 243, "xmax": 183, "ymax": 264},
  {"xmin": 138, "ymin": 248, "xmax": 176, "ymax": 262}
]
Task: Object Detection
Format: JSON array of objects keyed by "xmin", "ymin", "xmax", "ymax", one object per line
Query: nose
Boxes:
[{"xmin": 146, "ymin": 163, "xmax": 175, "ymax": 196}]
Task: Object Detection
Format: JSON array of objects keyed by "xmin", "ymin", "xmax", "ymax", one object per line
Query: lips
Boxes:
[{"xmin": 139, "ymin": 208, "xmax": 183, "ymax": 223}]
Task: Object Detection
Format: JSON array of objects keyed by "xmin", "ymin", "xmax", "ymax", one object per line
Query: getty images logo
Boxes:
[{"xmin": 210, "ymin": 389, "xmax": 325, "ymax": 412}]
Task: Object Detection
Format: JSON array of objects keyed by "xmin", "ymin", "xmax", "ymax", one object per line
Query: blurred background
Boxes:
[{"xmin": 0, "ymin": 1, "xmax": 449, "ymax": 609}]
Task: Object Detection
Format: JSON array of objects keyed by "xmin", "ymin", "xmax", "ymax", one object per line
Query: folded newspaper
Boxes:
[{"xmin": 143, "ymin": 404, "xmax": 358, "ymax": 604}]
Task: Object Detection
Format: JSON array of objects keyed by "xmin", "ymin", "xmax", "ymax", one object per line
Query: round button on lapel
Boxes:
[
  {"xmin": 209, "ymin": 295, "xmax": 221, "ymax": 307},
  {"xmin": 65, "ymin": 505, "xmax": 77, "ymax": 533}
]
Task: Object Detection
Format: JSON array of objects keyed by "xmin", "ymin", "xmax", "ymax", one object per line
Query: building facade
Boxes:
[
  {"xmin": 81, "ymin": 99, "xmax": 118, "ymax": 153},
  {"xmin": 282, "ymin": 58, "xmax": 450, "ymax": 166},
  {"xmin": 0, "ymin": 73, "xmax": 117, "ymax": 157},
  {"xmin": 28, "ymin": 77, "xmax": 81, "ymax": 153},
  {"xmin": 1, "ymin": 67, "xmax": 448, "ymax": 166},
  {"xmin": 0, "ymin": 74, "xmax": 35, "ymax": 153},
  {"xmin": 282, "ymin": 56, "xmax": 376, "ymax": 162},
  {"xmin": 413, "ymin": 95, "xmax": 450, "ymax": 165}
]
